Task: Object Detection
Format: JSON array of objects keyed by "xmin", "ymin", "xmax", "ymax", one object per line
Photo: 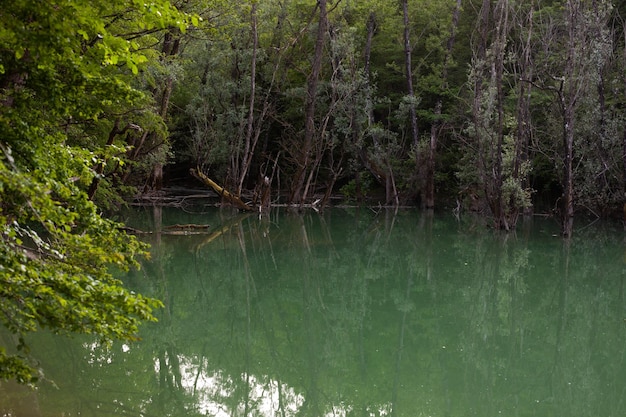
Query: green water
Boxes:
[{"xmin": 2, "ymin": 208, "xmax": 626, "ymax": 417}]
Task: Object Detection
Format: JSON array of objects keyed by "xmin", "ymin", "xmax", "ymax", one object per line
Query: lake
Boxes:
[{"xmin": 2, "ymin": 207, "xmax": 626, "ymax": 416}]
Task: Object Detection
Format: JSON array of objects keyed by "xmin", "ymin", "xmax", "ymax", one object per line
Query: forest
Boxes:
[
  {"xmin": 3, "ymin": 0, "xmax": 626, "ymax": 233},
  {"xmin": 2, "ymin": 0, "xmax": 626, "ymax": 382},
  {"xmin": 68, "ymin": 0, "xmax": 626, "ymax": 237}
]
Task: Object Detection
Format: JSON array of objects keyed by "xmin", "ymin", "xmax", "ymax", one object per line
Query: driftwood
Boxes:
[
  {"xmin": 120, "ymin": 224, "xmax": 212, "ymax": 235},
  {"xmin": 163, "ymin": 223, "xmax": 210, "ymax": 231},
  {"xmin": 190, "ymin": 168, "xmax": 253, "ymax": 211}
]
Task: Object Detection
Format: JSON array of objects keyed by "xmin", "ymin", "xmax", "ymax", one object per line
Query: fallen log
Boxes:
[
  {"xmin": 190, "ymin": 168, "xmax": 253, "ymax": 211},
  {"xmin": 120, "ymin": 224, "xmax": 214, "ymax": 235},
  {"xmin": 163, "ymin": 223, "xmax": 211, "ymax": 231}
]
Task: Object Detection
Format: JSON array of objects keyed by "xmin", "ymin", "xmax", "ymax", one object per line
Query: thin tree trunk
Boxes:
[
  {"xmin": 426, "ymin": 0, "xmax": 462, "ymax": 209},
  {"xmin": 472, "ymin": 0, "xmax": 491, "ymax": 213},
  {"xmin": 150, "ymin": 31, "xmax": 180, "ymax": 191},
  {"xmin": 344, "ymin": 13, "xmax": 371, "ymax": 204},
  {"xmin": 364, "ymin": 11, "xmax": 377, "ymax": 131},
  {"xmin": 158, "ymin": 33, "xmax": 179, "ymax": 119},
  {"xmin": 623, "ymin": 23, "xmax": 626, "ymax": 229},
  {"xmin": 401, "ymin": 0, "xmax": 420, "ymax": 197},
  {"xmin": 622, "ymin": 125, "xmax": 626, "ymax": 229},
  {"xmin": 561, "ymin": 0, "xmax": 580, "ymax": 238},
  {"xmin": 364, "ymin": 12, "xmax": 376, "ymax": 85},
  {"xmin": 123, "ymin": 31, "xmax": 180, "ymax": 191},
  {"xmin": 492, "ymin": 0, "xmax": 510, "ymax": 230},
  {"xmin": 237, "ymin": 3, "xmax": 259, "ymax": 196},
  {"xmin": 359, "ymin": 12, "xmax": 389, "ymax": 193},
  {"xmin": 88, "ymin": 120, "xmax": 121, "ymax": 200},
  {"xmin": 562, "ymin": 100, "xmax": 575, "ymax": 237},
  {"xmin": 240, "ymin": 3, "xmax": 289, "ymax": 209},
  {"xmin": 514, "ymin": 5, "xmax": 533, "ymax": 216},
  {"xmin": 290, "ymin": 0, "xmax": 328, "ymax": 205}
]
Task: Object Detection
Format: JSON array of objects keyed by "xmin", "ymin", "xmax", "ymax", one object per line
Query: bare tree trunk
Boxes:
[
  {"xmin": 492, "ymin": 0, "xmax": 510, "ymax": 230},
  {"xmin": 426, "ymin": 0, "xmax": 462, "ymax": 209},
  {"xmin": 560, "ymin": 62, "xmax": 576, "ymax": 237},
  {"xmin": 123, "ymin": 30, "xmax": 180, "ymax": 191},
  {"xmin": 290, "ymin": 0, "xmax": 328, "ymax": 205},
  {"xmin": 623, "ymin": 25, "xmax": 626, "ymax": 229},
  {"xmin": 364, "ymin": 12, "xmax": 376, "ymax": 83},
  {"xmin": 561, "ymin": 0, "xmax": 582, "ymax": 238},
  {"xmin": 359, "ymin": 12, "xmax": 391, "ymax": 197},
  {"xmin": 239, "ymin": 2, "xmax": 289, "ymax": 209},
  {"xmin": 88, "ymin": 120, "xmax": 120, "ymax": 200},
  {"xmin": 472, "ymin": 0, "xmax": 491, "ymax": 213},
  {"xmin": 237, "ymin": 3, "xmax": 259, "ymax": 196},
  {"xmin": 562, "ymin": 108, "xmax": 575, "ymax": 237},
  {"xmin": 514, "ymin": 4, "xmax": 533, "ymax": 217},
  {"xmin": 343, "ymin": 13, "xmax": 374, "ymax": 204},
  {"xmin": 401, "ymin": 0, "xmax": 420, "ymax": 200},
  {"xmin": 150, "ymin": 31, "xmax": 180, "ymax": 191},
  {"xmin": 470, "ymin": 0, "xmax": 514, "ymax": 229}
]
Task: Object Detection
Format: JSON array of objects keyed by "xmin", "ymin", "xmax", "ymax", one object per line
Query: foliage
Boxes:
[
  {"xmin": 167, "ymin": 0, "xmax": 626, "ymax": 231},
  {"xmin": 1, "ymin": 0, "xmax": 620, "ymax": 227},
  {"xmin": 0, "ymin": 0, "xmax": 196, "ymax": 383}
]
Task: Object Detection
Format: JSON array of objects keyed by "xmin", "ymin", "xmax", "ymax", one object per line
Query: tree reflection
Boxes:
[{"xmin": 4, "ymin": 210, "xmax": 626, "ymax": 417}]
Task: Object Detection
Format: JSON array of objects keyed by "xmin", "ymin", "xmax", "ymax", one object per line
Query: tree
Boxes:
[
  {"xmin": 290, "ymin": 0, "xmax": 330, "ymax": 205},
  {"xmin": 568, "ymin": 0, "xmax": 616, "ymax": 221},
  {"xmin": 0, "ymin": 0, "xmax": 195, "ymax": 383},
  {"xmin": 425, "ymin": 0, "xmax": 462, "ymax": 209},
  {"xmin": 559, "ymin": 0, "xmax": 588, "ymax": 237},
  {"xmin": 459, "ymin": 0, "xmax": 533, "ymax": 230},
  {"xmin": 401, "ymin": 0, "xmax": 420, "ymax": 194},
  {"xmin": 150, "ymin": 0, "xmax": 626, "ymax": 220},
  {"xmin": 530, "ymin": 0, "xmax": 614, "ymax": 236}
]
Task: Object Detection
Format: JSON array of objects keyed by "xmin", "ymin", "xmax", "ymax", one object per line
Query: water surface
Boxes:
[{"xmin": 2, "ymin": 208, "xmax": 626, "ymax": 416}]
